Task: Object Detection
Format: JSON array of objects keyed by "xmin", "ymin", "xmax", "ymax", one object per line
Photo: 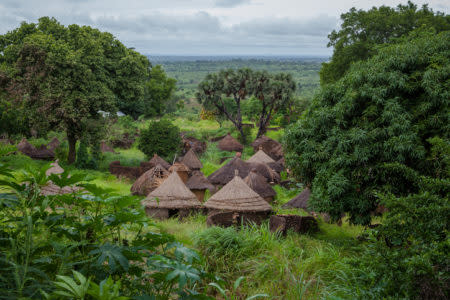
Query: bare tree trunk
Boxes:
[{"xmin": 67, "ymin": 131, "xmax": 77, "ymax": 164}]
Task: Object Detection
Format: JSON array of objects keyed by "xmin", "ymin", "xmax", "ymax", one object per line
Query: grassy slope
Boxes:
[{"xmin": 1, "ymin": 119, "xmax": 365, "ymax": 299}]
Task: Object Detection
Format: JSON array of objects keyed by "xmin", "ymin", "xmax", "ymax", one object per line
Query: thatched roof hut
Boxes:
[
  {"xmin": 243, "ymin": 169, "xmax": 276, "ymax": 203},
  {"xmin": 186, "ymin": 170, "xmax": 215, "ymax": 202},
  {"xmin": 282, "ymin": 187, "xmax": 311, "ymax": 211},
  {"xmin": 149, "ymin": 154, "xmax": 171, "ymax": 170},
  {"xmin": 32, "ymin": 145, "xmax": 55, "ymax": 160},
  {"xmin": 208, "ymin": 155, "xmax": 280, "ymax": 187},
  {"xmin": 169, "ymin": 162, "xmax": 190, "ymax": 183},
  {"xmin": 181, "ymin": 149, "xmax": 203, "ymax": 170},
  {"xmin": 217, "ymin": 133, "xmax": 243, "ymax": 152},
  {"xmin": 141, "ymin": 172, "xmax": 202, "ymax": 219},
  {"xmin": 204, "ymin": 172, "xmax": 272, "ymax": 213},
  {"xmin": 131, "ymin": 164, "xmax": 169, "ymax": 196},
  {"xmin": 247, "ymin": 149, "xmax": 276, "ymax": 165},
  {"xmin": 251, "ymin": 136, "xmax": 283, "ymax": 160},
  {"xmin": 182, "ymin": 135, "xmax": 207, "ymax": 154},
  {"xmin": 47, "ymin": 137, "xmax": 61, "ymax": 151},
  {"xmin": 17, "ymin": 138, "xmax": 36, "ymax": 156},
  {"xmin": 267, "ymin": 161, "xmax": 284, "ymax": 173}
]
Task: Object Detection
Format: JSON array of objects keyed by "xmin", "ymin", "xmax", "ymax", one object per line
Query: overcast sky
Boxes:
[{"xmin": 0, "ymin": 0, "xmax": 448, "ymax": 56}]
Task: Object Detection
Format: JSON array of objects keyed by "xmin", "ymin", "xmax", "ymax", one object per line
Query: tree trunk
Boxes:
[{"xmin": 67, "ymin": 131, "xmax": 77, "ymax": 164}]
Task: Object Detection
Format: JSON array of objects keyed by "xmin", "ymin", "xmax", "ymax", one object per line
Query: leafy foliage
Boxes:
[
  {"xmin": 138, "ymin": 119, "xmax": 182, "ymax": 162},
  {"xmin": 320, "ymin": 1, "xmax": 450, "ymax": 84},
  {"xmin": 143, "ymin": 65, "xmax": 177, "ymax": 117}
]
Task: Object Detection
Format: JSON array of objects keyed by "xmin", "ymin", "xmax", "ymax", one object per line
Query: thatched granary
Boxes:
[
  {"xmin": 208, "ymin": 155, "xmax": 280, "ymax": 188},
  {"xmin": 282, "ymin": 187, "xmax": 311, "ymax": 211},
  {"xmin": 251, "ymin": 136, "xmax": 283, "ymax": 161},
  {"xmin": 131, "ymin": 164, "xmax": 169, "ymax": 196},
  {"xmin": 204, "ymin": 172, "xmax": 272, "ymax": 226},
  {"xmin": 181, "ymin": 149, "xmax": 203, "ymax": 170},
  {"xmin": 186, "ymin": 170, "xmax": 215, "ymax": 202},
  {"xmin": 32, "ymin": 145, "xmax": 55, "ymax": 160},
  {"xmin": 148, "ymin": 154, "xmax": 171, "ymax": 170},
  {"xmin": 47, "ymin": 137, "xmax": 61, "ymax": 151},
  {"xmin": 247, "ymin": 148, "xmax": 276, "ymax": 165},
  {"xmin": 243, "ymin": 169, "xmax": 276, "ymax": 203},
  {"xmin": 141, "ymin": 172, "xmax": 202, "ymax": 220},
  {"xmin": 18, "ymin": 138, "xmax": 36, "ymax": 156},
  {"xmin": 217, "ymin": 133, "xmax": 243, "ymax": 152},
  {"xmin": 169, "ymin": 162, "xmax": 190, "ymax": 184}
]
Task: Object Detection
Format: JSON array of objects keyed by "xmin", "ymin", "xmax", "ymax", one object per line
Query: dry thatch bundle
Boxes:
[
  {"xmin": 282, "ymin": 187, "xmax": 311, "ymax": 210},
  {"xmin": 169, "ymin": 162, "xmax": 190, "ymax": 183},
  {"xmin": 204, "ymin": 172, "xmax": 272, "ymax": 212},
  {"xmin": 131, "ymin": 164, "xmax": 169, "ymax": 196},
  {"xmin": 181, "ymin": 149, "xmax": 203, "ymax": 170},
  {"xmin": 243, "ymin": 169, "xmax": 276, "ymax": 202},
  {"xmin": 17, "ymin": 138, "xmax": 36, "ymax": 156},
  {"xmin": 186, "ymin": 170, "xmax": 215, "ymax": 191},
  {"xmin": 251, "ymin": 136, "xmax": 283, "ymax": 160},
  {"xmin": 141, "ymin": 172, "xmax": 201, "ymax": 209},
  {"xmin": 217, "ymin": 133, "xmax": 243, "ymax": 152},
  {"xmin": 149, "ymin": 154, "xmax": 171, "ymax": 170},
  {"xmin": 247, "ymin": 149, "xmax": 276, "ymax": 165},
  {"xmin": 47, "ymin": 137, "xmax": 61, "ymax": 151}
]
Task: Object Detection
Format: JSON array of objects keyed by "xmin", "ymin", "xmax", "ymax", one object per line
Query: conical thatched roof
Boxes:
[
  {"xmin": 141, "ymin": 172, "xmax": 201, "ymax": 209},
  {"xmin": 208, "ymin": 156, "xmax": 250, "ymax": 186},
  {"xmin": 149, "ymin": 154, "xmax": 171, "ymax": 170},
  {"xmin": 247, "ymin": 162, "xmax": 280, "ymax": 184},
  {"xmin": 267, "ymin": 161, "xmax": 284, "ymax": 173},
  {"xmin": 247, "ymin": 149, "xmax": 275, "ymax": 164},
  {"xmin": 251, "ymin": 136, "xmax": 283, "ymax": 160},
  {"xmin": 131, "ymin": 164, "xmax": 169, "ymax": 196},
  {"xmin": 169, "ymin": 162, "xmax": 190, "ymax": 173},
  {"xmin": 32, "ymin": 145, "xmax": 55, "ymax": 160},
  {"xmin": 243, "ymin": 169, "xmax": 276, "ymax": 200},
  {"xmin": 204, "ymin": 173, "xmax": 272, "ymax": 212},
  {"xmin": 46, "ymin": 160, "xmax": 64, "ymax": 176},
  {"xmin": 181, "ymin": 149, "xmax": 203, "ymax": 170},
  {"xmin": 218, "ymin": 133, "xmax": 243, "ymax": 152},
  {"xmin": 282, "ymin": 187, "xmax": 311, "ymax": 210},
  {"xmin": 17, "ymin": 138, "xmax": 36, "ymax": 156},
  {"xmin": 186, "ymin": 170, "xmax": 214, "ymax": 191}
]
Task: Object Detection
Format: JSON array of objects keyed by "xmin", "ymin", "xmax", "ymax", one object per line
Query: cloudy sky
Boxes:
[{"xmin": 0, "ymin": 0, "xmax": 448, "ymax": 56}]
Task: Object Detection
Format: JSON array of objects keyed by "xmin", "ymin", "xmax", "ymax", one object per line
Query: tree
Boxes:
[
  {"xmin": 284, "ymin": 30, "xmax": 450, "ymax": 225},
  {"xmin": 197, "ymin": 68, "xmax": 253, "ymax": 144},
  {"xmin": 320, "ymin": 1, "xmax": 450, "ymax": 85},
  {"xmin": 0, "ymin": 17, "xmax": 151, "ymax": 163},
  {"xmin": 143, "ymin": 65, "xmax": 177, "ymax": 117},
  {"xmin": 252, "ymin": 71, "xmax": 296, "ymax": 137},
  {"xmin": 138, "ymin": 119, "xmax": 181, "ymax": 162}
]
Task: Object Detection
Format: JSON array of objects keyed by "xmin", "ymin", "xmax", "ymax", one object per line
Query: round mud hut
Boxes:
[
  {"xmin": 169, "ymin": 162, "xmax": 190, "ymax": 183},
  {"xmin": 181, "ymin": 149, "xmax": 203, "ymax": 171},
  {"xmin": 141, "ymin": 172, "xmax": 202, "ymax": 220},
  {"xmin": 282, "ymin": 187, "xmax": 311, "ymax": 211},
  {"xmin": 204, "ymin": 171, "xmax": 272, "ymax": 226},
  {"xmin": 217, "ymin": 133, "xmax": 244, "ymax": 152},
  {"xmin": 243, "ymin": 169, "xmax": 276, "ymax": 203},
  {"xmin": 131, "ymin": 164, "xmax": 169, "ymax": 196},
  {"xmin": 148, "ymin": 154, "xmax": 171, "ymax": 170},
  {"xmin": 186, "ymin": 170, "xmax": 215, "ymax": 202},
  {"xmin": 247, "ymin": 148, "xmax": 276, "ymax": 165}
]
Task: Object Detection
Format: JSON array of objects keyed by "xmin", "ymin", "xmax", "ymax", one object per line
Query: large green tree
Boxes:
[
  {"xmin": 0, "ymin": 17, "xmax": 151, "ymax": 163},
  {"xmin": 320, "ymin": 1, "xmax": 450, "ymax": 85},
  {"xmin": 284, "ymin": 30, "xmax": 449, "ymax": 225},
  {"xmin": 143, "ymin": 65, "xmax": 177, "ymax": 117}
]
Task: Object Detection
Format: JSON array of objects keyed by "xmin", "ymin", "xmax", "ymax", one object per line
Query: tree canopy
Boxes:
[
  {"xmin": 284, "ymin": 30, "xmax": 449, "ymax": 225},
  {"xmin": 320, "ymin": 1, "xmax": 450, "ymax": 85}
]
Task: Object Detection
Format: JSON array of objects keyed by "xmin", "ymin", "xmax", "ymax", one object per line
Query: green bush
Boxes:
[{"xmin": 138, "ymin": 119, "xmax": 181, "ymax": 161}]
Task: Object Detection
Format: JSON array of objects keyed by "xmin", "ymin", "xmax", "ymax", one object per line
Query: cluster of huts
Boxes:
[
  {"xmin": 121, "ymin": 133, "xmax": 317, "ymax": 231},
  {"xmin": 15, "ymin": 137, "xmax": 61, "ymax": 160}
]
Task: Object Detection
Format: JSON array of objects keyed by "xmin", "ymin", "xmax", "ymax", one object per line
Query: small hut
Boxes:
[
  {"xmin": 31, "ymin": 145, "xmax": 55, "ymax": 160},
  {"xmin": 141, "ymin": 172, "xmax": 202, "ymax": 220},
  {"xmin": 247, "ymin": 162, "xmax": 280, "ymax": 184},
  {"xmin": 182, "ymin": 135, "xmax": 207, "ymax": 154},
  {"xmin": 207, "ymin": 155, "xmax": 250, "ymax": 188},
  {"xmin": 181, "ymin": 149, "xmax": 203, "ymax": 170},
  {"xmin": 247, "ymin": 148, "xmax": 276, "ymax": 165},
  {"xmin": 17, "ymin": 138, "xmax": 36, "ymax": 156},
  {"xmin": 204, "ymin": 171, "xmax": 272, "ymax": 226},
  {"xmin": 131, "ymin": 164, "xmax": 169, "ymax": 196},
  {"xmin": 47, "ymin": 137, "xmax": 61, "ymax": 151},
  {"xmin": 251, "ymin": 136, "xmax": 283, "ymax": 160},
  {"xmin": 243, "ymin": 169, "xmax": 276, "ymax": 203},
  {"xmin": 169, "ymin": 162, "xmax": 190, "ymax": 183},
  {"xmin": 148, "ymin": 154, "xmax": 171, "ymax": 170},
  {"xmin": 186, "ymin": 170, "xmax": 215, "ymax": 202},
  {"xmin": 282, "ymin": 187, "xmax": 311, "ymax": 211},
  {"xmin": 217, "ymin": 133, "xmax": 243, "ymax": 152}
]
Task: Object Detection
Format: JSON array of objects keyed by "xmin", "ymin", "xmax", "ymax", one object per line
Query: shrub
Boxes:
[{"xmin": 138, "ymin": 119, "xmax": 182, "ymax": 161}]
